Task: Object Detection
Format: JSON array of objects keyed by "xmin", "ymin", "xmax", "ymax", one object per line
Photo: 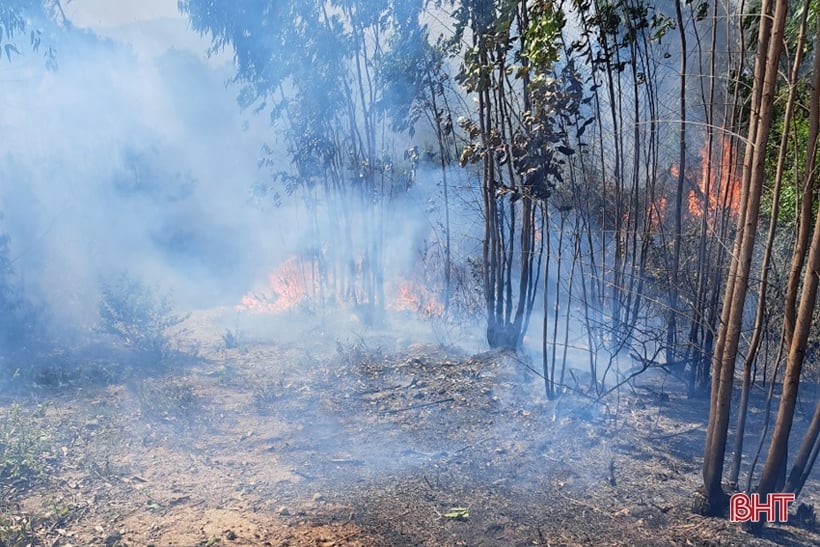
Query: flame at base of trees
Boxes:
[
  {"xmin": 689, "ymin": 133, "xmax": 742, "ymax": 218},
  {"xmin": 237, "ymin": 255, "xmax": 445, "ymax": 318},
  {"xmin": 389, "ymin": 279, "xmax": 445, "ymax": 318},
  {"xmin": 238, "ymin": 256, "xmax": 314, "ymax": 313},
  {"xmin": 670, "ymin": 132, "xmax": 741, "ymax": 223}
]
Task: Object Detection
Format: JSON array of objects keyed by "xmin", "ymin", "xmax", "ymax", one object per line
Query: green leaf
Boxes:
[{"xmin": 443, "ymin": 507, "xmax": 470, "ymax": 519}]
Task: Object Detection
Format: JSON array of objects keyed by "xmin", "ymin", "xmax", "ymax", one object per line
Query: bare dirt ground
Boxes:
[{"xmin": 1, "ymin": 309, "xmax": 819, "ymax": 546}]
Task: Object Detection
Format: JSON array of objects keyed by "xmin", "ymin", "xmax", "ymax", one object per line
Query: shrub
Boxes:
[
  {"xmin": 0, "ymin": 403, "xmax": 50, "ymax": 483},
  {"xmin": 222, "ymin": 328, "xmax": 239, "ymax": 349},
  {"xmin": 98, "ymin": 273, "xmax": 188, "ymax": 363},
  {"xmin": 138, "ymin": 377, "xmax": 200, "ymax": 419}
]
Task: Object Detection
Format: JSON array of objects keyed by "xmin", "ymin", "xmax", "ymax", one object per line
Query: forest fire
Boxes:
[
  {"xmin": 238, "ymin": 255, "xmax": 316, "ymax": 313},
  {"xmin": 4, "ymin": 0, "xmax": 820, "ymax": 546},
  {"xmin": 668, "ymin": 134, "xmax": 741, "ymax": 221},
  {"xmin": 647, "ymin": 196, "xmax": 666, "ymax": 230},
  {"xmin": 238, "ymin": 257, "xmax": 445, "ymax": 317},
  {"xmin": 688, "ymin": 134, "xmax": 742, "ymax": 218},
  {"xmin": 389, "ymin": 278, "xmax": 445, "ymax": 317}
]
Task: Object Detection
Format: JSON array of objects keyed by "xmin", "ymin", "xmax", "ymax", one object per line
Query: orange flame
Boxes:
[
  {"xmin": 238, "ymin": 256, "xmax": 316, "ymax": 313},
  {"xmin": 238, "ymin": 257, "xmax": 445, "ymax": 318},
  {"xmin": 647, "ymin": 195, "xmax": 666, "ymax": 230},
  {"xmin": 389, "ymin": 278, "xmax": 445, "ymax": 318},
  {"xmin": 688, "ymin": 134, "xmax": 741, "ymax": 218}
]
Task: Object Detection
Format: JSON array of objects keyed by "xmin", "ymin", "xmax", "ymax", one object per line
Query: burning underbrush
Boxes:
[
  {"xmin": 0, "ymin": 311, "xmax": 817, "ymax": 546},
  {"xmin": 670, "ymin": 131, "xmax": 742, "ymax": 222},
  {"xmin": 236, "ymin": 249, "xmax": 478, "ymax": 323}
]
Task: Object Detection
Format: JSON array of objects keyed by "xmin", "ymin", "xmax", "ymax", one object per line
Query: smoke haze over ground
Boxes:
[
  {"xmin": 0, "ymin": 3, "xmax": 818, "ymax": 545},
  {"xmin": 0, "ymin": 3, "xmax": 469, "ymax": 353},
  {"xmin": 2, "ymin": 14, "xmax": 241, "ymax": 289}
]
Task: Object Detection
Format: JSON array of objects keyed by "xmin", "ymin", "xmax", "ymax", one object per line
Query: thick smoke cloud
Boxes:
[
  {"xmin": 0, "ymin": 15, "xmax": 476, "ymax": 353},
  {"xmin": 0, "ymin": 22, "xmax": 283, "ymax": 344}
]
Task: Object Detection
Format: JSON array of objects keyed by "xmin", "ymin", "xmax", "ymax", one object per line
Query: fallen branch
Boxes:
[
  {"xmin": 382, "ymin": 398, "xmax": 454, "ymax": 414},
  {"xmin": 646, "ymin": 426, "xmax": 703, "ymax": 442},
  {"xmin": 329, "ymin": 458, "xmax": 364, "ymax": 464},
  {"xmin": 358, "ymin": 383, "xmax": 407, "ymax": 396}
]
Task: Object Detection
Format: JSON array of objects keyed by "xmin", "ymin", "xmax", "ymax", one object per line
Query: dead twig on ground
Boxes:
[
  {"xmin": 357, "ymin": 383, "xmax": 410, "ymax": 396},
  {"xmin": 646, "ymin": 426, "xmax": 703, "ymax": 442},
  {"xmin": 381, "ymin": 398, "xmax": 454, "ymax": 414}
]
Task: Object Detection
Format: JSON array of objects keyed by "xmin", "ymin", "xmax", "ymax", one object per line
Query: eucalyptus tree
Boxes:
[
  {"xmin": 449, "ymin": 0, "xmax": 574, "ymax": 349},
  {"xmin": 752, "ymin": 9, "xmax": 820, "ymax": 527},
  {"xmin": 180, "ymin": 0, "xmax": 428, "ymax": 321},
  {"xmin": 544, "ymin": 0, "xmax": 694, "ymax": 397},
  {"xmin": 0, "ymin": 0, "xmax": 59, "ymax": 68},
  {"xmin": 377, "ymin": 25, "xmax": 462, "ymax": 314},
  {"xmin": 729, "ymin": 0, "xmax": 813, "ymax": 489},
  {"xmin": 700, "ymin": 0, "xmax": 789, "ymax": 517}
]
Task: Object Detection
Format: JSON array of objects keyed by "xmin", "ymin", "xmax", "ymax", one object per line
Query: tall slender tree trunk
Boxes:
[
  {"xmin": 729, "ymin": 0, "xmax": 812, "ymax": 487},
  {"xmin": 699, "ymin": 0, "xmax": 787, "ymax": 515},
  {"xmin": 669, "ymin": 0, "xmax": 687, "ymax": 370},
  {"xmin": 755, "ymin": 185, "xmax": 820, "ymax": 529},
  {"xmin": 786, "ymin": 401, "xmax": 820, "ymax": 497},
  {"xmin": 783, "ymin": 18, "xmax": 820, "ymax": 343},
  {"xmin": 687, "ymin": 0, "xmax": 719, "ymax": 399},
  {"xmin": 754, "ymin": 19, "xmax": 820, "ymax": 527}
]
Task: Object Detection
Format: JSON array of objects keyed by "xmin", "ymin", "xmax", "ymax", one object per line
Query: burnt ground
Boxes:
[{"xmin": 1, "ymin": 309, "xmax": 819, "ymax": 546}]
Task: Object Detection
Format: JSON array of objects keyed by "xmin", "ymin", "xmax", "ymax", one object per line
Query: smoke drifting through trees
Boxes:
[
  {"xmin": 1, "ymin": 26, "xmax": 264, "ymax": 343},
  {"xmin": 1, "ymin": 0, "xmax": 819, "ymax": 534}
]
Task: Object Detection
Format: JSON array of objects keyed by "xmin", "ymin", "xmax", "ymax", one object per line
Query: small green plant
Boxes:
[
  {"xmin": 443, "ymin": 507, "xmax": 470, "ymax": 520},
  {"xmin": 139, "ymin": 378, "xmax": 200, "ymax": 419},
  {"xmin": 0, "ymin": 403, "xmax": 50, "ymax": 482},
  {"xmin": 336, "ymin": 335, "xmax": 382, "ymax": 367},
  {"xmin": 98, "ymin": 273, "xmax": 189, "ymax": 364},
  {"xmin": 0, "ymin": 496, "xmax": 81, "ymax": 546},
  {"xmin": 251, "ymin": 377, "xmax": 280, "ymax": 410},
  {"xmin": 0, "ymin": 509, "xmax": 38, "ymax": 546}
]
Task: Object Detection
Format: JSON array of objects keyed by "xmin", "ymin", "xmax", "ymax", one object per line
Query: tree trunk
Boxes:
[
  {"xmin": 668, "ymin": 0, "xmax": 686, "ymax": 371},
  {"xmin": 703, "ymin": 0, "xmax": 773, "ymax": 475},
  {"xmin": 754, "ymin": 25, "xmax": 820, "ymax": 510},
  {"xmin": 700, "ymin": 0, "xmax": 786, "ymax": 516},
  {"xmin": 783, "ymin": 17, "xmax": 820, "ymax": 343},
  {"xmin": 728, "ymin": 0, "xmax": 811, "ymax": 487},
  {"xmin": 785, "ymin": 401, "xmax": 820, "ymax": 497},
  {"xmin": 754, "ymin": 200, "xmax": 820, "ymax": 528}
]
